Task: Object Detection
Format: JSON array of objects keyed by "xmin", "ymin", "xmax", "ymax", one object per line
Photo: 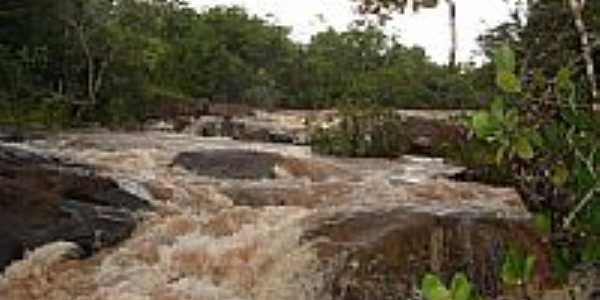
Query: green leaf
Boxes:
[
  {"xmin": 524, "ymin": 255, "xmax": 537, "ymax": 282},
  {"xmin": 552, "ymin": 247, "xmax": 576, "ymax": 281},
  {"xmin": 528, "ymin": 130, "xmax": 544, "ymax": 148},
  {"xmin": 582, "ymin": 239, "xmax": 600, "ymax": 262},
  {"xmin": 533, "ymin": 213, "xmax": 552, "ymax": 236},
  {"xmin": 422, "ymin": 274, "xmax": 451, "ymax": 300},
  {"xmin": 556, "ymin": 67, "xmax": 572, "ymax": 91},
  {"xmin": 471, "ymin": 111, "xmax": 500, "ymax": 139},
  {"xmin": 490, "ymin": 97, "xmax": 505, "ymax": 121},
  {"xmin": 504, "ymin": 109, "xmax": 520, "ymax": 129},
  {"xmin": 502, "ymin": 248, "xmax": 523, "ymax": 285},
  {"xmin": 551, "ymin": 164, "xmax": 569, "ymax": 187},
  {"xmin": 496, "ymin": 71, "xmax": 521, "ymax": 93},
  {"xmin": 495, "ymin": 144, "xmax": 507, "ymax": 165},
  {"xmin": 450, "ymin": 273, "xmax": 473, "ymax": 300},
  {"xmin": 495, "ymin": 43, "xmax": 516, "ymax": 74},
  {"xmin": 515, "ymin": 135, "xmax": 534, "ymax": 160}
]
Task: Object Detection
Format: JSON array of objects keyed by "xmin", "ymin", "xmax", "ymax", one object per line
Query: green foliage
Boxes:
[
  {"xmin": 465, "ymin": 42, "xmax": 600, "ymax": 282},
  {"xmin": 533, "ymin": 213, "xmax": 552, "ymax": 236},
  {"xmin": 0, "ymin": 0, "xmax": 489, "ymax": 129},
  {"xmin": 311, "ymin": 103, "xmax": 408, "ymax": 158},
  {"xmin": 494, "ymin": 44, "xmax": 516, "ymax": 75},
  {"xmin": 479, "ymin": 0, "xmax": 600, "ymax": 99},
  {"xmin": 421, "ymin": 273, "xmax": 482, "ymax": 300},
  {"xmin": 468, "ymin": 45, "xmax": 539, "ymax": 168},
  {"xmin": 501, "ymin": 246, "xmax": 537, "ymax": 286}
]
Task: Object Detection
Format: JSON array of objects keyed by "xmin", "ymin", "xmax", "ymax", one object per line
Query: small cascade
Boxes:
[{"xmin": 0, "ymin": 132, "xmax": 550, "ymax": 300}]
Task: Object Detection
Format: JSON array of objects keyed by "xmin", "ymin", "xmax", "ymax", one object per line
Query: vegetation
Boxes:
[
  {"xmin": 421, "ymin": 273, "xmax": 482, "ymax": 300},
  {"xmin": 464, "ymin": 0, "xmax": 600, "ymax": 283},
  {"xmin": 2, "ymin": 0, "xmax": 600, "ymax": 297},
  {"xmin": 0, "ymin": 0, "xmax": 491, "ymax": 129},
  {"xmin": 466, "ymin": 42, "xmax": 600, "ymax": 283},
  {"xmin": 349, "ymin": 0, "xmax": 600, "ymax": 295},
  {"xmin": 311, "ymin": 103, "xmax": 408, "ymax": 157}
]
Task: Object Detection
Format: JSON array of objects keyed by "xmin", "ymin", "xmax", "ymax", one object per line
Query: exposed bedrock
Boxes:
[
  {"xmin": 0, "ymin": 133, "xmax": 557, "ymax": 300},
  {"xmin": 305, "ymin": 208, "xmax": 551, "ymax": 299},
  {"xmin": 172, "ymin": 148, "xmax": 553, "ymax": 299},
  {"xmin": 0, "ymin": 144, "xmax": 151, "ymax": 271}
]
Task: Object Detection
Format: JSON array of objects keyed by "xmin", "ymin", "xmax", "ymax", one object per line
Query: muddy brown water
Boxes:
[{"xmin": 0, "ymin": 132, "xmax": 550, "ymax": 300}]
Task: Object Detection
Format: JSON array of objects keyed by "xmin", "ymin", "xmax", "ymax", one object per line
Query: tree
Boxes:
[
  {"xmin": 355, "ymin": 0, "xmax": 458, "ymax": 69},
  {"xmin": 479, "ymin": 0, "xmax": 600, "ymax": 107}
]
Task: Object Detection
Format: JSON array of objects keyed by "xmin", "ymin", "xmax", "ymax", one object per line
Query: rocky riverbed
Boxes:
[{"xmin": 0, "ymin": 131, "xmax": 552, "ymax": 300}]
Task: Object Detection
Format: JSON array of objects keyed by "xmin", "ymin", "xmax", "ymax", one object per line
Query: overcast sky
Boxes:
[{"xmin": 188, "ymin": 0, "xmax": 519, "ymax": 64}]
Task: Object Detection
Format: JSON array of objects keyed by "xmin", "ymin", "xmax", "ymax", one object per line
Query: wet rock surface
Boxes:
[
  {"xmin": 176, "ymin": 109, "xmax": 470, "ymax": 150},
  {"xmin": 0, "ymin": 132, "xmax": 552, "ymax": 300},
  {"xmin": 172, "ymin": 150, "xmax": 283, "ymax": 180},
  {"xmin": 306, "ymin": 209, "xmax": 549, "ymax": 299},
  {"xmin": 0, "ymin": 144, "xmax": 150, "ymax": 271}
]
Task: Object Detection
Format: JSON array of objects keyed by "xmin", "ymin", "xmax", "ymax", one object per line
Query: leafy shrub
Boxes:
[
  {"xmin": 311, "ymin": 103, "xmax": 409, "ymax": 158},
  {"xmin": 464, "ymin": 43, "xmax": 600, "ymax": 281},
  {"xmin": 0, "ymin": 93, "xmax": 72, "ymax": 130}
]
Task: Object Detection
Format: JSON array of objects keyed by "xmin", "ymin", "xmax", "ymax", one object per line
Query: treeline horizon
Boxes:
[{"xmin": 0, "ymin": 0, "xmax": 494, "ymax": 128}]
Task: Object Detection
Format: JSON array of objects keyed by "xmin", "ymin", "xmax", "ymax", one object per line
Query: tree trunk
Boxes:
[
  {"xmin": 87, "ymin": 54, "xmax": 96, "ymax": 105},
  {"xmin": 446, "ymin": 0, "xmax": 457, "ymax": 70},
  {"xmin": 568, "ymin": 0, "xmax": 598, "ymax": 107},
  {"xmin": 65, "ymin": 18, "xmax": 98, "ymax": 106}
]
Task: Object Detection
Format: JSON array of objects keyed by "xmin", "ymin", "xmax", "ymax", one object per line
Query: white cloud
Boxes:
[{"xmin": 188, "ymin": 0, "xmax": 518, "ymax": 64}]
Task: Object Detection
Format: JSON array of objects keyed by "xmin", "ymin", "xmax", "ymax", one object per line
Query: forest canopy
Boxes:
[{"xmin": 0, "ymin": 0, "xmax": 491, "ymax": 128}]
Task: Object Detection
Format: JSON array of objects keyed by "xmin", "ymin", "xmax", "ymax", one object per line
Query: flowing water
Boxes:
[{"xmin": 0, "ymin": 132, "xmax": 539, "ymax": 300}]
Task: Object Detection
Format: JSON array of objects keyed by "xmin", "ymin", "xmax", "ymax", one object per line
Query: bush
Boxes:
[
  {"xmin": 0, "ymin": 93, "xmax": 72, "ymax": 130},
  {"xmin": 311, "ymin": 103, "xmax": 409, "ymax": 158},
  {"xmin": 463, "ymin": 44, "xmax": 600, "ymax": 281}
]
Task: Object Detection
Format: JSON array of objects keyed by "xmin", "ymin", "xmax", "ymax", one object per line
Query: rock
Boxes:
[
  {"xmin": 305, "ymin": 207, "xmax": 551, "ymax": 300},
  {"xmin": 186, "ymin": 116, "xmax": 225, "ymax": 137},
  {"xmin": 399, "ymin": 117, "xmax": 467, "ymax": 156},
  {"xmin": 173, "ymin": 149, "xmax": 350, "ymax": 182},
  {"xmin": 0, "ymin": 127, "xmax": 45, "ymax": 143},
  {"xmin": 236, "ymin": 123, "xmax": 271, "ymax": 142},
  {"xmin": 570, "ymin": 263, "xmax": 600, "ymax": 300},
  {"xmin": 268, "ymin": 129, "xmax": 295, "ymax": 144},
  {"xmin": 144, "ymin": 120, "xmax": 174, "ymax": 132},
  {"xmin": 181, "ymin": 109, "xmax": 312, "ymax": 145},
  {"xmin": 172, "ymin": 150, "xmax": 282, "ymax": 180},
  {"xmin": 292, "ymin": 131, "xmax": 311, "ymax": 145},
  {"xmin": 0, "ymin": 131, "xmax": 560, "ymax": 300},
  {"xmin": 145, "ymin": 180, "xmax": 175, "ymax": 201},
  {"xmin": 0, "ymin": 145, "xmax": 150, "ymax": 271}
]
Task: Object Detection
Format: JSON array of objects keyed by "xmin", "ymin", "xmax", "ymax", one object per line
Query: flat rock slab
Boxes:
[
  {"xmin": 0, "ymin": 145, "xmax": 150, "ymax": 271},
  {"xmin": 172, "ymin": 150, "xmax": 284, "ymax": 179}
]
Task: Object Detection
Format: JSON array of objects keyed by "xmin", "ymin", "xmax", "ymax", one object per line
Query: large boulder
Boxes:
[
  {"xmin": 0, "ymin": 145, "xmax": 151, "ymax": 271},
  {"xmin": 305, "ymin": 206, "xmax": 551, "ymax": 299}
]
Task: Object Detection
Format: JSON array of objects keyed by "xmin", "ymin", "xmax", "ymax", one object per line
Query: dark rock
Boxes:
[
  {"xmin": 173, "ymin": 150, "xmax": 350, "ymax": 182},
  {"xmin": 402, "ymin": 117, "xmax": 468, "ymax": 157},
  {"xmin": 570, "ymin": 263, "xmax": 600, "ymax": 300},
  {"xmin": 0, "ymin": 145, "xmax": 151, "ymax": 271},
  {"xmin": 305, "ymin": 208, "xmax": 552, "ymax": 300},
  {"xmin": 172, "ymin": 150, "xmax": 281, "ymax": 180},
  {"xmin": 0, "ymin": 127, "xmax": 46, "ymax": 143},
  {"xmin": 268, "ymin": 130, "xmax": 295, "ymax": 144},
  {"xmin": 236, "ymin": 126, "xmax": 270, "ymax": 142}
]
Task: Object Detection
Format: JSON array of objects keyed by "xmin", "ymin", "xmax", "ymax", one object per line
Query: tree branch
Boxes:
[{"xmin": 569, "ymin": 0, "xmax": 598, "ymax": 106}]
